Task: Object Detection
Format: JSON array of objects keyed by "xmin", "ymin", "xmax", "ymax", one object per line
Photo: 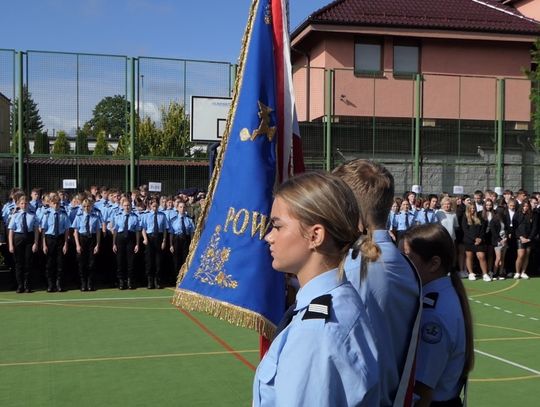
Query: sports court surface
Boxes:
[{"xmin": 0, "ymin": 279, "xmax": 538, "ymax": 406}]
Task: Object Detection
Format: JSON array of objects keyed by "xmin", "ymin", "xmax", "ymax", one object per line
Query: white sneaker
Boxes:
[
  {"xmin": 514, "ymin": 272, "xmax": 521, "ymax": 279},
  {"xmin": 498, "ymin": 276, "xmax": 506, "ymax": 280},
  {"xmin": 459, "ymin": 270, "xmax": 469, "ymax": 279},
  {"xmin": 483, "ymin": 274, "xmax": 492, "ymax": 282},
  {"xmin": 521, "ymin": 272, "xmax": 530, "ymax": 280},
  {"xmin": 468, "ymin": 273, "xmax": 477, "ymax": 281}
]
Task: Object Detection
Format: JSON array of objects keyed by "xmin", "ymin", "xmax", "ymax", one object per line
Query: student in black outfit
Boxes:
[
  {"xmin": 8, "ymin": 195, "xmax": 39, "ymax": 293},
  {"xmin": 514, "ymin": 200, "xmax": 534, "ymax": 280},
  {"xmin": 462, "ymin": 203, "xmax": 491, "ymax": 281}
]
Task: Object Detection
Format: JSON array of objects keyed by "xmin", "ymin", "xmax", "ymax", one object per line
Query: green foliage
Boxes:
[
  {"xmin": 75, "ymin": 128, "xmax": 90, "ymax": 155},
  {"xmin": 51, "ymin": 131, "xmax": 71, "ymax": 155},
  {"xmin": 33, "ymin": 131, "xmax": 50, "ymax": 154},
  {"xmin": 11, "ymin": 85, "xmax": 44, "ymax": 137},
  {"xmin": 84, "ymin": 95, "xmax": 130, "ymax": 139},
  {"xmin": 93, "ymin": 130, "xmax": 110, "ymax": 156},
  {"xmin": 138, "ymin": 116, "xmax": 162, "ymax": 156},
  {"xmin": 11, "ymin": 132, "xmax": 29, "ymax": 155},
  {"xmin": 160, "ymin": 101, "xmax": 191, "ymax": 157},
  {"xmin": 525, "ymin": 38, "xmax": 540, "ymax": 148}
]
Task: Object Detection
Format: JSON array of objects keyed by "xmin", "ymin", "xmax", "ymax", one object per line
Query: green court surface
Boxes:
[{"xmin": 0, "ymin": 279, "xmax": 539, "ymax": 406}]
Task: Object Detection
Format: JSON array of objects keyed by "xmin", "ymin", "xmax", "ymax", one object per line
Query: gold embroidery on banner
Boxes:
[
  {"xmin": 240, "ymin": 101, "xmax": 276, "ymax": 142},
  {"xmin": 264, "ymin": 3, "xmax": 272, "ymax": 25},
  {"xmin": 194, "ymin": 225, "xmax": 238, "ymax": 289},
  {"xmin": 223, "ymin": 207, "xmax": 270, "ymax": 239},
  {"xmin": 251, "ymin": 211, "xmax": 271, "ymax": 240}
]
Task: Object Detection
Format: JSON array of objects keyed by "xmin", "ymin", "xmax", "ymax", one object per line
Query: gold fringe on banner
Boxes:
[{"xmin": 172, "ymin": 289, "xmax": 276, "ymax": 340}]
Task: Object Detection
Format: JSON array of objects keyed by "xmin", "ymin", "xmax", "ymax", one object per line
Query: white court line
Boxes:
[
  {"xmin": 475, "ymin": 349, "xmax": 540, "ymax": 375},
  {"xmin": 0, "ymin": 296, "xmax": 172, "ymax": 305}
]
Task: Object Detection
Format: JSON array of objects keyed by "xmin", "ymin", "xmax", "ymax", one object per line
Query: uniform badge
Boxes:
[
  {"xmin": 421, "ymin": 322, "xmax": 443, "ymax": 344},
  {"xmin": 302, "ymin": 294, "xmax": 332, "ymax": 321},
  {"xmin": 423, "ymin": 292, "xmax": 439, "ymax": 309}
]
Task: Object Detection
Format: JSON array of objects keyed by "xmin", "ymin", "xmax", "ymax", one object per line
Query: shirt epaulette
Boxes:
[
  {"xmin": 302, "ymin": 294, "xmax": 332, "ymax": 321},
  {"xmin": 423, "ymin": 292, "xmax": 439, "ymax": 309}
]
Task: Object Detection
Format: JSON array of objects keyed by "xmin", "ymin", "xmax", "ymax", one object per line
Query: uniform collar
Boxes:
[
  {"xmin": 372, "ymin": 229, "xmax": 393, "ymax": 244},
  {"xmin": 295, "ymin": 268, "xmax": 343, "ymax": 311},
  {"xmin": 423, "ymin": 275, "xmax": 452, "ymax": 292}
]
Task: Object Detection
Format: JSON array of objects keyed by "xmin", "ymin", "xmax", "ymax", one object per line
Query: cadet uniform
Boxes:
[
  {"xmin": 141, "ymin": 210, "xmax": 169, "ymax": 289},
  {"xmin": 416, "ymin": 208, "xmax": 438, "ymax": 225},
  {"xmin": 113, "ymin": 210, "xmax": 140, "ymax": 289},
  {"xmin": 393, "ymin": 211, "xmax": 415, "ymax": 241},
  {"xmin": 72, "ymin": 209, "xmax": 103, "ymax": 291},
  {"xmin": 8, "ymin": 209, "xmax": 38, "ymax": 292},
  {"xmin": 253, "ymin": 268, "xmax": 380, "ymax": 407},
  {"xmin": 415, "ymin": 276, "xmax": 466, "ymax": 406},
  {"xmin": 344, "ymin": 229, "xmax": 421, "ymax": 407},
  {"xmin": 41, "ymin": 208, "xmax": 71, "ymax": 292},
  {"xmin": 169, "ymin": 213, "xmax": 195, "ymax": 277}
]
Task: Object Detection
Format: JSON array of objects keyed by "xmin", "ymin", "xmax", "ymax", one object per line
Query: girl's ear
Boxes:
[{"xmin": 307, "ymin": 224, "xmax": 325, "ymax": 250}]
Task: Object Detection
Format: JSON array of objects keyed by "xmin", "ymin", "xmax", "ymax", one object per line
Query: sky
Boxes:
[{"xmin": 0, "ymin": 0, "xmax": 331, "ymax": 63}]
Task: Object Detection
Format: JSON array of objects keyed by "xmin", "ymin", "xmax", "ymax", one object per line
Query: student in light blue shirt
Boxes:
[
  {"xmin": 334, "ymin": 159, "xmax": 421, "ymax": 407},
  {"xmin": 141, "ymin": 198, "xmax": 169, "ymax": 289},
  {"xmin": 8, "ymin": 195, "xmax": 39, "ymax": 293},
  {"xmin": 169, "ymin": 201, "xmax": 195, "ymax": 275},
  {"xmin": 112, "ymin": 197, "xmax": 140, "ymax": 290},
  {"xmin": 392, "ymin": 200, "xmax": 416, "ymax": 242},
  {"xmin": 253, "ymin": 172, "xmax": 379, "ymax": 407},
  {"xmin": 416, "ymin": 194, "xmax": 439, "ymax": 225},
  {"xmin": 402, "ymin": 224, "xmax": 474, "ymax": 406},
  {"xmin": 41, "ymin": 193, "xmax": 71, "ymax": 292}
]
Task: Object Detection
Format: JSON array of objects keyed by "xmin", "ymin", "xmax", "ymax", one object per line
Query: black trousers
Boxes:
[
  {"xmin": 145, "ymin": 233, "xmax": 163, "ymax": 278},
  {"xmin": 45, "ymin": 235, "xmax": 65, "ymax": 285},
  {"xmin": 13, "ymin": 233, "xmax": 34, "ymax": 288},
  {"xmin": 172, "ymin": 234, "xmax": 190, "ymax": 276},
  {"xmin": 77, "ymin": 235, "xmax": 97, "ymax": 282},
  {"xmin": 116, "ymin": 232, "xmax": 136, "ymax": 281}
]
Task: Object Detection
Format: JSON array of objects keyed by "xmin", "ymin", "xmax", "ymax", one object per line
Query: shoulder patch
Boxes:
[
  {"xmin": 421, "ymin": 322, "xmax": 443, "ymax": 344},
  {"xmin": 302, "ymin": 294, "xmax": 332, "ymax": 321},
  {"xmin": 423, "ymin": 292, "xmax": 439, "ymax": 309}
]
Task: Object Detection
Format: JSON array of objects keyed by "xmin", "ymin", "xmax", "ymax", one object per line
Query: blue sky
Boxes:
[{"xmin": 0, "ymin": 0, "xmax": 330, "ymax": 62}]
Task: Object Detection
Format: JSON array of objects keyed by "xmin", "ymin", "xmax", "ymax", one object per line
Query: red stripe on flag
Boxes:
[{"xmin": 272, "ymin": 0, "xmax": 285, "ymax": 183}]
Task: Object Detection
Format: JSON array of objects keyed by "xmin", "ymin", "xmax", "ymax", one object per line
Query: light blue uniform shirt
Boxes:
[
  {"xmin": 169, "ymin": 214, "xmax": 195, "ymax": 236},
  {"xmin": 415, "ymin": 208, "xmax": 438, "ymax": 225},
  {"xmin": 28, "ymin": 199, "xmax": 42, "ymax": 213},
  {"xmin": 344, "ymin": 230, "xmax": 421, "ymax": 407},
  {"xmin": 392, "ymin": 211, "xmax": 415, "ymax": 231},
  {"xmin": 253, "ymin": 268, "xmax": 379, "ymax": 407},
  {"xmin": 71, "ymin": 211, "xmax": 103, "ymax": 235},
  {"xmin": 2, "ymin": 201, "xmax": 16, "ymax": 224},
  {"xmin": 41, "ymin": 209, "xmax": 71, "ymax": 236},
  {"xmin": 113, "ymin": 211, "xmax": 140, "ymax": 233},
  {"xmin": 8, "ymin": 210, "xmax": 38, "ymax": 233},
  {"xmin": 141, "ymin": 210, "xmax": 169, "ymax": 234},
  {"xmin": 415, "ymin": 276, "xmax": 466, "ymax": 402}
]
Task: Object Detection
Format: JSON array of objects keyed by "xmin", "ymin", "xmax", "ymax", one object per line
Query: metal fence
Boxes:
[{"xmin": 0, "ymin": 49, "xmax": 538, "ymax": 200}]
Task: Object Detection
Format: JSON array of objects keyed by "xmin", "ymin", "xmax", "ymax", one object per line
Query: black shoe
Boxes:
[
  {"xmin": 88, "ymin": 285, "xmax": 96, "ymax": 291},
  {"xmin": 127, "ymin": 279, "xmax": 135, "ymax": 290},
  {"xmin": 147, "ymin": 277, "xmax": 155, "ymax": 289},
  {"xmin": 118, "ymin": 280, "xmax": 125, "ymax": 290},
  {"xmin": 57, "ymin": 286, "xmax": 65, "ymax": 292},
  {"xmin": 154, "ymin": 277, "xmax": 162, "ymax": 289},
  {"xmin": 47, "ymin": 286, "xmax": 55, "ymax": 293},
  {"xmin": 16, "ymin": 286, "xmax": 24, "ymax": 294},
  {"xmin": 24, "ymin": 288, "xmax": 33, "ymax": 293}
]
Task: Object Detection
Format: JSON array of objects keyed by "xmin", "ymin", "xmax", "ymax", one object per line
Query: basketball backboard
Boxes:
[{"xmin": 190, "ymin": 96, "xmax": 232, "ymax": 143}]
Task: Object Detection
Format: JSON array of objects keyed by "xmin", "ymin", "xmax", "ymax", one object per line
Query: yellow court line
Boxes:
[
  {"xmin": 469, "ymin": 280, "xmax": 520, "ymax": 298},
  {"xmin": 475, "ymin": 336, "xmax": 540, "ymax": 342},
  {"xmin": 35, "ymin": 301, "xmax": 175, "ymax": 310},
  {"xmin": 470, "ymin": 374, "xmax": 540, "ymax": 382},
  {"xmin": 475, "ymin": 323, "xmax": 540, "ymax": 337},
  {"xmin": 0, "ymin": 349, "xmax": 259, "ymax": 368}
]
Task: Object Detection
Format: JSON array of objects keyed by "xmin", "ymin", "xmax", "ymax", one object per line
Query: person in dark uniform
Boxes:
[
  {"xmin": 402, "ymin": 223, "xmax": 474, "ymax": 407},
  {"xmin": 41, "ymin": 193, "xmax": 71, "ymax": 292},
  {"xmin": 8, "ymin": 195, "xmax": 39, "ymax": 293},
  {"xmin": 112, "ymin": 197, "xmax": 140, "ymax": 290},
  {"xmin": 141, "ymin": 198, "xmax": 169, "ymax": 289},
  {"xmin": 462, "ymin": 203, "xmax": 490, "ymax": 281},
  {"xmin": 514, "ymin": 199, "xmax": 534, "ymax": 280},
  {"xmin": 72, "ymin": 198, "xmax": 103, "ymax": 291}
]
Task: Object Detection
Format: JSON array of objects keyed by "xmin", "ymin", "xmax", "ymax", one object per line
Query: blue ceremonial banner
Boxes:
[{"xmin": 173, "ymin": 0, "xmax": 294, "ymax": 338}]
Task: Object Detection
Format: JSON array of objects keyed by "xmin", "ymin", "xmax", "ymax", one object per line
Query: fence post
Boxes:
[
  {"xmin": 324, "ymin": 69, "xmax": 334, "ymax": 171},
  {"xmin": 413, "ymin": 73, "xmax": 422, "ymax": 187},
  {"xmin": 129, "ymin": 57, "xmax": 136, "ymax": 191},
  {"xmin": 17, "ymin": 51, "xmax": 24, "ymax": 189},
  {"xmin": 496, "ymin": 78, "xmax": 505, "ymax": 189}
]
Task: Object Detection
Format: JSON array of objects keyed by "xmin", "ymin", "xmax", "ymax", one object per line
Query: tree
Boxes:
[
  {"xmin": 93, "ymin": 130, "xmax": 110, "ymax": 156},
  {"xmin": 526, "ymin": 38, "xmax": 540, "ymax": 148},
  {"xmin": 84, "ymin": 95, "xmax": 130, "ymax": 139},
  {"xmin": 75, "ymin": 128, "xmax": 90, "ymax": 155},
  {"xmin": 11, "ymin": 85, "xmax": 44, "ymax": 138},
  {"xmin": 137, "ymin": 116, "xmax": 162, "ymax": 156},
  {"xmin": 33, "ymin": 131, "xmax": 50, "ymax": 154},
  {"xmin": 160, "ymin": 101, "xmax": 191, "ymax": 157},
  {"xmin": 51, "ymin": 131, "xmax": 71, "ymax": 155}
]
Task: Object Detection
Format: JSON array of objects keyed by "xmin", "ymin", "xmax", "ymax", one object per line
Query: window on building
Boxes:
[
  {"xmin": 354, "ymin": 39, "xmax": 383, "ymax": 75},
  {"xmin": 393, "ymin": 44, "xmax": 420, "ymax": 75}
]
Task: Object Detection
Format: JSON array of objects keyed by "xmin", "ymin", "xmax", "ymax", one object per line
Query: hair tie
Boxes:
[{"xmin": 351, "ymin": 235, "xmax": 367, "ymax": 260}]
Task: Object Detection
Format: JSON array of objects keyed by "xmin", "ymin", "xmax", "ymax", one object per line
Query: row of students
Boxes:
[{"xmin": 2, "ymin": 188, "xmax": 197, "ymax": 293}]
